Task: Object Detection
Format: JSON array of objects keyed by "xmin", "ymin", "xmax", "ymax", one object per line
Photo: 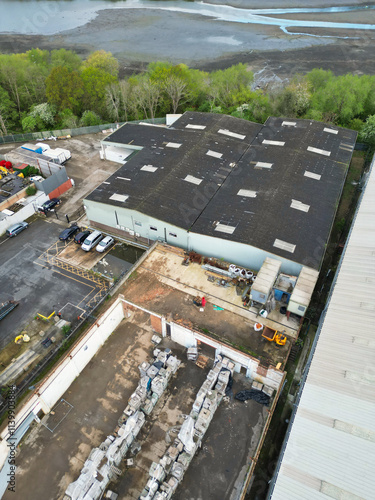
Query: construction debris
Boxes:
[
  {"xmin": 64, "ymin": 349, "xmax": 181, "ymax": 500},
  {"xmin": 138, "ymin": 355, "xmax": 233, "ymax": 500}
]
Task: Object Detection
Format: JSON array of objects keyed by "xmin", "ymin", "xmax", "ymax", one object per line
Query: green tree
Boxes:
[
  {"xmin": 81, "ymin": 67, "xmax": 117, "ymax": 117},
  {"xmin": 208, "ymin": 64, "xmax": 253, "ymax": 109},
  {"xmin": 82, "ymin": 50, "xmax": 119, "ymax": 78},
  {"xmin": 46, "ymin": 66, "xmax": 84, "ymax": 114},
  {"xmin": 359, "ymin": 115, "xmax": 375, "ymax": 146},
  {"xmin": 80, "ymin": 110, "xmax": 102, "ymax": 127},
  {"xmin": 50, "ymin": 48, "xmax": 82, "ymax": 71},
  {"xmin": 22, "ymin": 102, "xmax": 56, "ymax": 132},
  {"xmin": 0, "ymin": 85, "xmax": 17, "ymax": 135}
]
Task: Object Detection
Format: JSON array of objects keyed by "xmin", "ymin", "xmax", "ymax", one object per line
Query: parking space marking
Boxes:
[
  {"xmin": 59, "ymin": 302, "xmax": 86, "ymax": 315},
  {"xmin": 33, "ymin": 237, "xmax": 111, "ymax": 316},
  {"xmin": 0, "ymin": 237, "xmax": 10, "ymax": 247}
]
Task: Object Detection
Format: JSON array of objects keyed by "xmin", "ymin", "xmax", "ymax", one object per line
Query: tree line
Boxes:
[{"xmin": 1, "ymin": 48, "xmax": 375, "ymax": 145}]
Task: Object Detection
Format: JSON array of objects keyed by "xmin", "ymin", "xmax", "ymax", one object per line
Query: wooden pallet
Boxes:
[{"xmin": 196, "ymin": 355, "xmax": 209, "ymax": 369}]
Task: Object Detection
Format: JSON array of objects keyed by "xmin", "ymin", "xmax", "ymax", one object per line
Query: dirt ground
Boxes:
[{"xmin": 4, "ymin": 308, "xmax": 267, "ymax": 500}]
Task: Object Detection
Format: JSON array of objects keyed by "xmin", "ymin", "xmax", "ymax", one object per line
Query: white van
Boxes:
[{"xmin": 81, "ymin": 230, "xmax": 103, "ymax": 251}]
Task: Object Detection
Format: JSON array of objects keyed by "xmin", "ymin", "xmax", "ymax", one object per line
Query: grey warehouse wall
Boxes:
[
  {"xmin": 84, "ymin": 199, "xmax": 304, "ymax": 275},
  {"xmin": 34, "ymin": 167, "xmax": 69, "ymax": 195}
]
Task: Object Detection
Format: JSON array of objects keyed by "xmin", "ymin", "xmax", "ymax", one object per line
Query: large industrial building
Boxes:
[
  {"xmin": 268, "ymin": 156, "xmax": 375, "ymax": 500},
  {"xmin": 84, "ymin": 112, "xmax": 357, "ymax": 275}
]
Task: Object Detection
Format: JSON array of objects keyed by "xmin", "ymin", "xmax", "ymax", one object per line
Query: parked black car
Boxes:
[
  {"xmin": 59, "ymin": 225, "xmax": 80, "ymax": 241},
  {"xmin": 74, "ymin": 230, "xmax": 91, "ymax": 244},
  {"xmin": 40, "ymin": 198, "xmax": 61, "ymax": 212}
]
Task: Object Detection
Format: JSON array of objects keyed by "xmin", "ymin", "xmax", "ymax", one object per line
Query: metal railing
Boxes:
[{"xmin": 0, "ymin": 118, "xmax": 166, "ymax": 145}]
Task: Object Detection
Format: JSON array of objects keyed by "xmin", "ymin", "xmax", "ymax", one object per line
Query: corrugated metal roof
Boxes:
[
  {"xmin": 270, "ymin": 157, "xmax": 375, "ymax": 500},
  {"xmin": 289, "ymin": 267, "xmax": 319, "ymax": 307},
  {"xmin": 251, "ymin": 257, "xmax": 281, "ymax": 296}
]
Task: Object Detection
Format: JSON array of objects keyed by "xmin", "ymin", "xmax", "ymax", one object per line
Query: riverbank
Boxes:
[{"xmin": 0, "ymin": 4, "xmax": 374, "ymax": 90}]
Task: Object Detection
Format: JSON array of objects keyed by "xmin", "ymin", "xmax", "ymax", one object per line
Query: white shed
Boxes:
[
  {"xmin": 287, "ymin": 266, "xmax": 319, "ymax": 316},
  {"xmin": 250, "ymin": 257, "xmax": 281, "ymax": 305}
]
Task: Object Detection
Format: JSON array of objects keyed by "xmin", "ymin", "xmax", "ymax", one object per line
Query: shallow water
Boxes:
[{"xmin": 0, "ymin": 1, "xmax": 374, "ymax": 35}]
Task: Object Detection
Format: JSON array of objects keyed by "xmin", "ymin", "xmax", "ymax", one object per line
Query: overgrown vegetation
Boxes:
[{"xmin": 1, "ymin": 48, "xmax": 375, "ymax": 145}]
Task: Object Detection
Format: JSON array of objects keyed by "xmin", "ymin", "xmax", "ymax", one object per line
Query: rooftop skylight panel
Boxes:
[
  {"xmin": 206, "ymin": 150, "xmax": 223, "ymax": 159},
  {"xmin": 262, "ymin": 140, "xmax": 285, "ymax": 146},
  {"xmin": 273, "ymin": 239, "xmax": 296, "ymax": 253},
  {"xmin": 215, "ymin": 223, "xmax": 236, "ymax": 234},
  {"xmin": 254, "ymin": 162, "xmax": 273, "ymax": 169},
  {"xmin": 291, "ymin": 199, "xmax": 310, "ymax": 212},
  {"xmin": 304, "ymin": 171, "xmax": 321, "ymax": 181},
  {"xmin": 218, "ymin": 129, "xmax": 246, "ymax": 140},
  {"xmin": 282, "ymin": 121, "xmax": 296, "ymax": 126},
  {"xmin": 185, "ymin": 124, "xmax": 206, "ymax": 130},
  {"xmin": 109, "ymin": 194, "xmax": 128, "ymax": 202},
  {"xmin": 116, "ymin": 176, "xmax": 131, "ymax": 181},
  {"xmin": 184, "ymin": 175, "xmax": 203, "ymax": 185},
  {"xmin": 141, "ymin": 165, "xmax": 158, "ymax": 172},
  {"xmin": 307, "ymin": 146, "xmax": 331, "ymax": 156},
  {"xmin": 237, "ymin": 189, "xmax": 257, "ymax": 198},
  {"xmin": 324, "ymin": 127, "xmax": 338, "ymax": 134},
  {"xmin": 166, "ymin": 142, "xmax": 182, "ymax": 148}
]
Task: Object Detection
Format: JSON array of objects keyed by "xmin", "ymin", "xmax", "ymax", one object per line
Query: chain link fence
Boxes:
[{"xmin": 0, "ymin": 118, "xmax": 166, "ymax": 145}]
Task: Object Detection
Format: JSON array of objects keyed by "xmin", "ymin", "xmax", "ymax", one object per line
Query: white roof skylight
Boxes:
[
  {"xmin": 184, "ymin": 175, "xmax": 203, "ymax": 185},
  {"xmin": 324, "ymin": 127, "xmax": 338, "ymax": 134},
  {"xmin": 215, "ymin": 223, "xmax": 236, "ymax": 234},
  {"xmin": 237, "ymin": 189, "xmax": 257, "ymax": 198},
  {"xmin": 218, "ymin": 129, "xmax": 246, "ymax": 140},
  {"xmin": 206, "ymin": 150, "xmax": 223, "ymax": 159},
  {"xmin": 291, "ymin": 199, "xmax": 310, "ymax": 212},
  {"xmin": 254, "ymin": 162, "xmax": 273, "ymax": 169},
  {"xmin": 141, "ymin": 165, "xmax": 158, "ymax": 172},
  {"xmin": 304, "ymin": 171, "xmax": 321, "ymax": 181},
  {"xmin": 273, "ymin": 239, "xmax": 296, "ymax": 253},
  {"xmin": 307, "ymin": 146, "xmax": 331, "ymax": 156},
  {"xmin": 109, "ymin": 194, "xmax": 129, "ymax": 202},
  {"xmin": 166, "ymin": 142, "xmax": 182, "ymax": 148},
  {"xmin": 282, "ymin": 121, "xmax": 296, "ymax": 126},
  {"xmin": 262, "ymin": 140, "xmax": 285, "ymax": 146},
  {"xmin": 186, "ymin": 124, "xmax": 206, "ymax": 130}
]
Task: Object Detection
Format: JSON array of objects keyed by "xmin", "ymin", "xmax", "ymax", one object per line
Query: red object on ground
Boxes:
[
  {"xmin": 201, "ymin": 297, "xmax": 206, "ymax": 307},
  {"xmin": 0, "ymin": 160, "xmax": 6, "ymax": 167},
  {"xmin": 4, "ymin": 161, "xmax": 12, "ymax": 169}
]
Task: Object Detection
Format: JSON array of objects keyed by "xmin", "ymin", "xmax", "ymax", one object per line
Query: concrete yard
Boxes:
[
  {"xmin": 4, "ymin": 310, "xmax": 269, "ymax": 500},
  {"xmin": 120, "ymin": 245, "xmax": 292, "ymax": 368},
  {"xmin": 0, "ymin": 218, "xmax": 110, "ymax": 348}
]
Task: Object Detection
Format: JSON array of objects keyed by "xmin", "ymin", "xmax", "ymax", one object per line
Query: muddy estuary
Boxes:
[{"xmin": 0, "ymin": 1, "xmax": 375, "ymax": 86}]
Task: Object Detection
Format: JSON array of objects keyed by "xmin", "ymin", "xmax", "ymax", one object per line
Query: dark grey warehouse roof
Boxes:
[{"xmin": 86, "ymin": 112, "xmax": 357, "ymax": 270}]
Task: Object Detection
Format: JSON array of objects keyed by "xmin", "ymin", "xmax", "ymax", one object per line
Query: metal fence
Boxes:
[{"xmin": 0, "ymin": 118, "xmax": 166, "ymax": 145}]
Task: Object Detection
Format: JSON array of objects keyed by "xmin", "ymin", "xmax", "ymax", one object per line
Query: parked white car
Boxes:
[
  {"xmin": 96, "ymin": 236, "xmax": 115, "ymax": 253},
  {"xmin": 30, "ymin": 175, "xmax": 44, "ymax": 182}
]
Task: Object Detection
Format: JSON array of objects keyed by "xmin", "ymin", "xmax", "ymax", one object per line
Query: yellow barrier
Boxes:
[{"xmin": 37, "ymin": 311, "xmax": 55, "ymax": 321}]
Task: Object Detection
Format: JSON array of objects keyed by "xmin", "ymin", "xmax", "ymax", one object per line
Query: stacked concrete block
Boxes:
[
  {"xmin": 139, "ymin": 361, "xmax": 151, "ymax": 378},
  {"xmin": 166, "ymin": 355, "xmax": 181, "ymax": 374},
  {"xmin": 187, "ymin": 347, "xmax": 198, "ymax": 361},
  {"xmin": 252, "ymin": 381, "xmax": 264, "ymax": 391}
]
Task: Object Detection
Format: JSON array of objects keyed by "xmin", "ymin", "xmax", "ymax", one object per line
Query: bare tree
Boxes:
[
  {"xmin": 106, "ymin": 82, "xmax": 121, "ymax": 122},
  {"xmin": 133, "ymin": 79, "xmax": 162, "ymax": 122},
  {"xmin": 118, "ymin": 80, "xmax": 134, "ymax": 121},
  {"xmin": 163, "ymin": 76, "xmax": 190, "ymax": 114}
]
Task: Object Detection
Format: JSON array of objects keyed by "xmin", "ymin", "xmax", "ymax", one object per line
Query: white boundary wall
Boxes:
[
  {"xmin": 0, "ymin": 296, "xmax": 125, "ymax": 469},
  {"xmin": 0, "ymin": 191, "xmax": 49, "ymax": 235}
]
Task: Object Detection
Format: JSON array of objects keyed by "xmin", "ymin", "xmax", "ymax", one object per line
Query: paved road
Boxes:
[{"xmin": 0, "ymin": 218, "xmax": 108, "ymax": 348}]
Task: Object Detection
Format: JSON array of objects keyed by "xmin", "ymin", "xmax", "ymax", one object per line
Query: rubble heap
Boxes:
[
  {"xmin": 139, "ymin": 355, "xmax": 234, "ymax": 500},
  {"xmin": 64, "ymin": 348, "xmax": 181, "ymax": 500}
]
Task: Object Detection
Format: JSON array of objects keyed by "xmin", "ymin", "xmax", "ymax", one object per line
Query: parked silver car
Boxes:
[
  {"xmin": 6, "ymin": 222, "xmax": 28, "ymax": 237},
  {"xmin": 96, "ymin": 236, "xmax": 115, "ymax": 253}
]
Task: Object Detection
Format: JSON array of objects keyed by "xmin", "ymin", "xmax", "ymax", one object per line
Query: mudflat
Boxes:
[{"xmin": 0, "ymin": 2, "xmax": 374, "ymax": 86}]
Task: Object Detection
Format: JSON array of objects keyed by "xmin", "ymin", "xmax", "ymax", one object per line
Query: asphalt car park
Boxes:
[{"xmin": 0, "ymin": 218, "xmax": 110, "ymax": 349}]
